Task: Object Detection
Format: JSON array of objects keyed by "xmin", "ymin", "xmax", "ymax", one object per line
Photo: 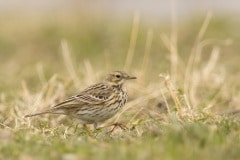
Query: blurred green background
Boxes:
[{"xmin": 1, "ymin": 0, "xmax": 240, "ymax": 94}]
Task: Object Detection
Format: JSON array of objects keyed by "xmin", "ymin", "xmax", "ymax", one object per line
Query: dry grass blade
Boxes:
[
  {"xmin": 184, "ymin": 12, "xmax": 213, "ymax": 106},
  {"xmin": 170, "ymin": 0, "xmax": 179, "ymax": 81},
  {"xmin": 124, "ymin": 11, "xmax": 140, "ymax": 71},
  {"xmin": 141, "ymin": 29, "xmax": 153, "ymax": 73},
  {"xmin": 61, "ymin": 39, "xmax": 79, "ymax": 88}
]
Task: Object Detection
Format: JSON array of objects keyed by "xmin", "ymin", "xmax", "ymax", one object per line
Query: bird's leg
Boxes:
[
  {"xmin": 74, "ymin": 123, "xmax": 79, "ymax": 133},
  {"xmin": 83, "ymin": 124, "xmax": 92, "ymax": 133},
  {"xmin": 94, "ymin": 123, "xmax": 98, "ymax": 130},
  {"xmin": 98, "ymin": 122, "xmax": 128, "ymax": 133},
  {"xmin": 109, "ymin": 122, "xmax": 128, "ymax": 133}
]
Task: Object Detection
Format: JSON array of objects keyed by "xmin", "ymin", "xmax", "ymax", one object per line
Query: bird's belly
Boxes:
[{"xmin": 75, "ymin": 103, "xmax": 123, "ymax": 124}]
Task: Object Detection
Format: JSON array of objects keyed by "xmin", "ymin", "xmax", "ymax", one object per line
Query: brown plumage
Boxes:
[{"xmin": 25, "ymin": 71, "xmax": 136, "ymax": 129}]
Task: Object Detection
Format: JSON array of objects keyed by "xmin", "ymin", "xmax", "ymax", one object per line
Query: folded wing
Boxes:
[{"xmin": 52, "ymin": 83, "xmax": 113, "ymax": 110}]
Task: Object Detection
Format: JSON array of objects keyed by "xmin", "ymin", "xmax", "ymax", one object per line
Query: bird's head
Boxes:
[{"xmin": 104, "ymin": 71, "xmax": 136, "ymax": 86}]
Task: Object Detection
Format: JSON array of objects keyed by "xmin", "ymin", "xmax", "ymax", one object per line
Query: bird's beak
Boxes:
[{"xmin": 126, "ymin": 75, "xmax": 137, "ymax": 80}]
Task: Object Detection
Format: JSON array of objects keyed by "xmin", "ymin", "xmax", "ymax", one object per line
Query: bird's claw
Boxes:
[{"xmin": 108, "ymin": 122, "xmax": 128, "ymax": 133}]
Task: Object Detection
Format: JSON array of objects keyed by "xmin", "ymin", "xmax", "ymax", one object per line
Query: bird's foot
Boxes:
[
  {"xmin": 83, "ymin": 124, "xmax": 92, "ymax": 134},
  {"xmin": 107, "ymin": 122, "xmax": 128, "ymax": 133}
]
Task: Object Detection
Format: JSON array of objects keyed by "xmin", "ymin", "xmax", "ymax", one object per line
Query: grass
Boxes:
[{"xmin": 1, "ymin": 10, "xmax": 240, "ymax": 160}]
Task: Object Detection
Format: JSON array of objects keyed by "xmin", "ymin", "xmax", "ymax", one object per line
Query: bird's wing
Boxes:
[{"xmin": 52, "ymin": 83, "xmax": 113, "ymax": 109}]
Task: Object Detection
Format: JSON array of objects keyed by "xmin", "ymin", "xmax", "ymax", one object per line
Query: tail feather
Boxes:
[
  {"xmin": 24, "ymin": 110, "xmax": 53, "ymax": 118},
  {"xmin": 24, "ymin": 108, "xmax": 66, "ymax": 118}
]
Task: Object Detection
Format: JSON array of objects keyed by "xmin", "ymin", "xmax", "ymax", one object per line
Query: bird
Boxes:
[{"xmin": 25, "ymin": 71, "xmax": 136, "ymax": 131}]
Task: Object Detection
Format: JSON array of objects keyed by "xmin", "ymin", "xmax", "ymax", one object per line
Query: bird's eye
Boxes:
[{"xmin": 116, "ymin": 75, "xmax": 121, "ymax": 78}]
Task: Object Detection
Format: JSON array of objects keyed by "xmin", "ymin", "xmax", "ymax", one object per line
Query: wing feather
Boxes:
[{"xmin": 52, "ymin": 83, "xmax": 113, "ymax": 109}]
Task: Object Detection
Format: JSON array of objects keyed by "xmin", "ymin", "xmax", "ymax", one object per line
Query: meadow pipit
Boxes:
[{"xmin": 25, "ymin": 71, "xmax": 136, "ymax": 131}]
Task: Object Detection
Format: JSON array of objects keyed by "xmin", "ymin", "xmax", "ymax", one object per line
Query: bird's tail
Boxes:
[{"xmin": 24, "ymin": 109, "xmax": 54, "ymax": 118}]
